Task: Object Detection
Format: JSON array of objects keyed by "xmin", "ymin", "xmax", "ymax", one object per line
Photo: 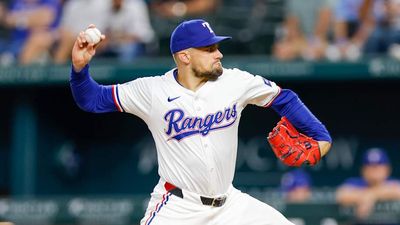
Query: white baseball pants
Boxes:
[{"xmin": 140, "ymin": 178, "xmax": 294, "ymax": 225}]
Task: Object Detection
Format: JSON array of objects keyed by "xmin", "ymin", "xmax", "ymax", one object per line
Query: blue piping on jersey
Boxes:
[
  {"xmin": 271, "ymin": 89, "xmax": 332, "ymax": 142},
  {"xmin": 145, "ymin": 192, "xmax": 172, "ymax": 225},
  {"xmin": 173, "ymin": 69, "xmax": 185, "ymax": 87},
  {"xmin": 112, "ymin": 85, "xmax": 125, "ymax": 112}
]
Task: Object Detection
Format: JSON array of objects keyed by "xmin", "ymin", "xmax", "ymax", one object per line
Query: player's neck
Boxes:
[{"xmin": 176, "ymin": 70, "xmax": 207, "ymax": 92}]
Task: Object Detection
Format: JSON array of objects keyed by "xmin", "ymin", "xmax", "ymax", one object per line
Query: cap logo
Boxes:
[
  {"xmin": 170, "ymin": 19, "xmax": 231, "ymax": 53},
  {"xmin": 368, "ymin": 150, "xmax": 381, "ymax": 162},
  {"xmin": 202, "ymin": 22, "xmax": 214, "ymax": 33}
]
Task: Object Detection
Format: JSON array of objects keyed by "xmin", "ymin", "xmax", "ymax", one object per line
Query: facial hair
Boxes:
[{"xmin": 192, "ymin": 63, "xmax": 223, "ymax": 81}]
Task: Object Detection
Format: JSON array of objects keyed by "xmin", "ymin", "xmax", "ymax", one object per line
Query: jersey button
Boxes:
[{"xmin": 196, "ymin": 106, "xmax": 201, "ymax": 111}]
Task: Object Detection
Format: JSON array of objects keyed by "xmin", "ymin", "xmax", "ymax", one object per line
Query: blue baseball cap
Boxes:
[
  {"xmin": 362, "ymin": 148, "xmax": 390, "ymax": 165},
  {"xmin": 170, "ymin": 19, "xmax": 231, "ymax": 54},
  {"xmin": 280, "ymin": 169, "xmax": 311, "ymax": 193}
]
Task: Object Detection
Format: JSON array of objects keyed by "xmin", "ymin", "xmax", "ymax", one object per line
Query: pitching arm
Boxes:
[{"xmin": 70, "ymin": 24, "xmax": 118, "ymax": 113}]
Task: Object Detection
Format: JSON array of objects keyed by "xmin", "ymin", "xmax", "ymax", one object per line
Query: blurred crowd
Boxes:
[
  {"xmin": 0, "ymin": 0, "xmax": 221, "ymax": 65},
  {"xmin": 1, "ymin": 0, "xmax": 400, "ymax": 65},
  {"xmin": 281, "ymin": 147, "xmax": 400, "ymax": 224},
  {"xmin": 273, "ymin": 0, "xmax": 400, "ymax": 62}
]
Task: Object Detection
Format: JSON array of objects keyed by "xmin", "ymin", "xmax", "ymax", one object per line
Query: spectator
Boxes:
[
  {"xmin": 363, "ymin": 0, "xmax": 400, "ymax": 58},
  {"xmin": 53, "ymin": 0, "xmax": 110, "ymax": 64},
  {"xmin": 150, "ymin": 0, "xmax": 220, "ymax": 18},
  {"xmin": 0, "ymin": 2, "xmax": 11, "ymax": 64},
  {"xmin": 0, "ymin": 2, "xmax": 7, "ymax": 26},
  {"xmin": 0, "ymin": 0, "xmax": 63, "ymax": 65},
  {"xmin": 280, "ymin": 169, "xmax": 312, "ymax": 203},
  {"xmin": 99, "ymin": 0, "xmax": 155, "ymax": 63},
  {"xmin": 272, "ymin": 0, "xmax": 334, "ymax": 61},
  {"xmin": 148, "ymin": 0, "xmax": 221, "ymax": 55},
  {"xmin": 54, "ymin": 0, "xmax": 153, "ymax": 64},
  {"xmin": 328, "ymin": 0, "xmax": 383, "ymax": 61},
  {"xmin": 336, "ymin": 147, "xmax": 400, "ymax": 220}
]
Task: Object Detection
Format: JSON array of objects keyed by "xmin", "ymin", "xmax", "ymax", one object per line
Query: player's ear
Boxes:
[{"xmin": 177, "ymin": 51, "xmax": 190, "ymax": 64}]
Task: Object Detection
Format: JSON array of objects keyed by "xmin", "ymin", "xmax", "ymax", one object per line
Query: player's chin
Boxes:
[{"xmin": 208, "ymin": 67, "xmax": 223, "ymax": 81}]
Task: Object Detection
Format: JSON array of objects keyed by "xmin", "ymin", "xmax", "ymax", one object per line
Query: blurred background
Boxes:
[{"xmin": 1, "ymin": 0, "xmax": 400, "ymax": 224}]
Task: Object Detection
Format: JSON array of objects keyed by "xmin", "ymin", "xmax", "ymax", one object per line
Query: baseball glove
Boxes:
[{"xmin": 267, "ymin": 117, "xmax": 321, "ymax": 167}]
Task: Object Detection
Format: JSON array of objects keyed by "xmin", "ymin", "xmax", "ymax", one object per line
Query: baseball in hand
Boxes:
[{"xmin": 84, "ymin": 27, "xmax": 102, "ymax": 44}]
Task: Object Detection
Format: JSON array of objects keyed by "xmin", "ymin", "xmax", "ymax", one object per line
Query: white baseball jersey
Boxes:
[{"xmin": 113, "ymin": 68, "xmax": 280, "ymax": 196}]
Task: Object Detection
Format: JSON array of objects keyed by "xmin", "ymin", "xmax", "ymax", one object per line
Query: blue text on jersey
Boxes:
[{"xmin": 164, "ymin": 103, "xmax": 238, "ymax": 141}]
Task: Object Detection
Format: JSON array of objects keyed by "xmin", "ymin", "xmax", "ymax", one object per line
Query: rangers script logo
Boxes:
[{"xmin": 164, "ymin": 103, "xmax": 238, "ymax": 141}]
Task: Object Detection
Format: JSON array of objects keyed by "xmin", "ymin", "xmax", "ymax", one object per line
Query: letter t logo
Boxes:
[{"xmin": 202, "ymin": 22, "xmax": 214, "ymax": 33}]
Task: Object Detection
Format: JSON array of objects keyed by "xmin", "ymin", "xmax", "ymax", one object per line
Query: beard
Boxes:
[{"xmin": 192, "ymin": 63, "xmax": 223, "ymax": 81}]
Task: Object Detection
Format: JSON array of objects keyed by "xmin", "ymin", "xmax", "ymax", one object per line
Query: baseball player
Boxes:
[{"xmin": 70, "ymin": 20, "xmax": 332, "ymax": 225}]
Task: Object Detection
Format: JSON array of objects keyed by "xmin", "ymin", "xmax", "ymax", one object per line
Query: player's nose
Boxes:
[{"xmin": 215, "ymin": 49, "xmax": 223, "ymax": 59}]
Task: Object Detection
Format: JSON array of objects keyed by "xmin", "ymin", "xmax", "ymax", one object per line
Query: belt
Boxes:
[{"xmin": 164, "ymin": 182, "xmax": 227, "ymax": 207}]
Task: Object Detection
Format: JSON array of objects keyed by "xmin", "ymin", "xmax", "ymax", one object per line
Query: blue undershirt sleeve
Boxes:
[
  {"xmin": 271, "ymin": 89, "xmax": 332, "ymax": 142},
  {"xmin": 70, "ymin": 64, "xmax": 118, "ymax": 113}
]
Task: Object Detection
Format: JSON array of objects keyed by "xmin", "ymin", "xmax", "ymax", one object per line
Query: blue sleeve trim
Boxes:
[
  {"xmin": 70, "ymin": 64, "xmax": 118, "ymax": 113},
  {"xmin": 111, "ymin": 85, "xmax": 124, "ymax": 112},
  {"xmin": 271, "ymin": 89, "xmax": 332, "ymax": 142}
]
